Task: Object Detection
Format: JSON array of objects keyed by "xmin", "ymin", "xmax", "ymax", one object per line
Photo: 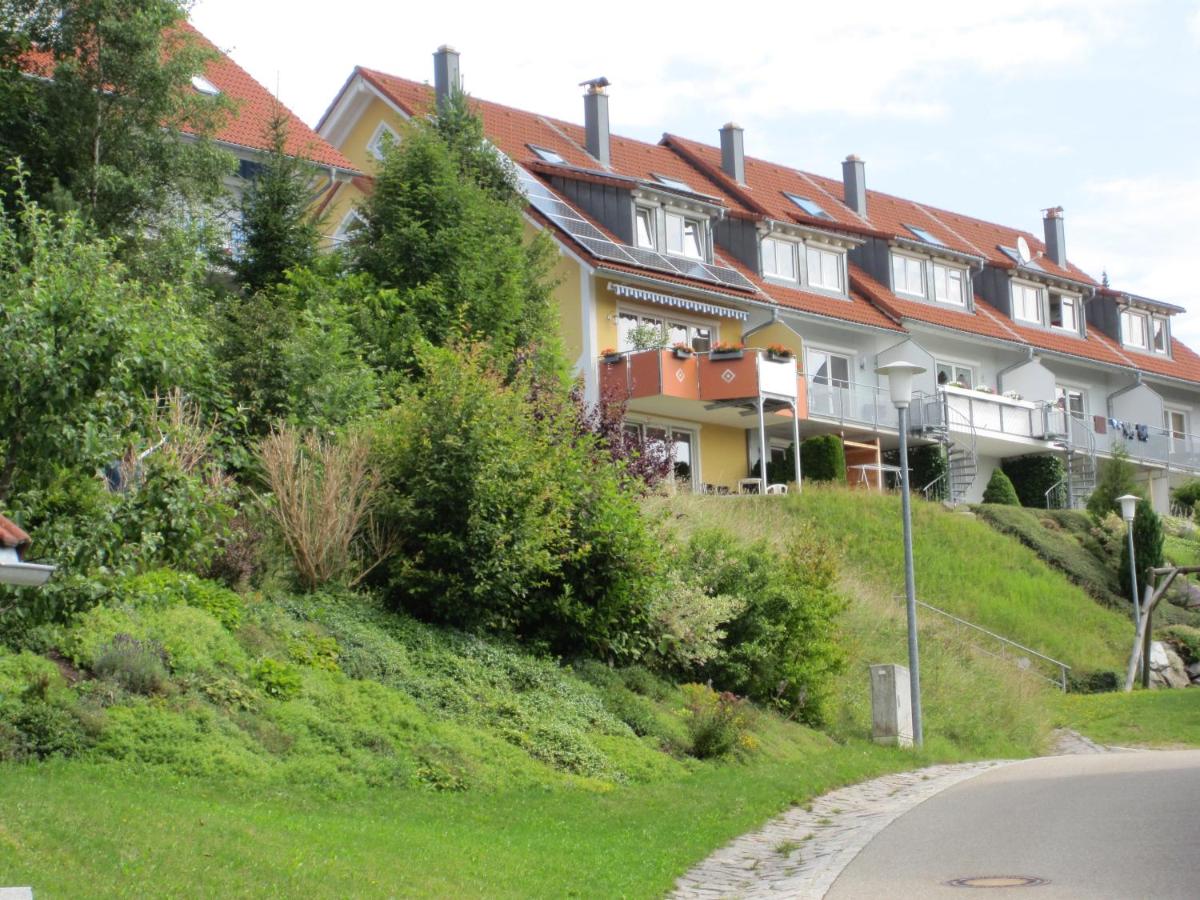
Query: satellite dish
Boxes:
[{"xmin": 1016, "ymin": 236, "xmax": 1032, "ymax": 265}]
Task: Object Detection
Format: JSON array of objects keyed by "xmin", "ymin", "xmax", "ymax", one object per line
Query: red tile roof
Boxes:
[
  {"xmin": 0, "ymin": 516, "xmax": 30, "ymax": 554},
  {"xmin": 19, "ymin": 23, "xmax": 356, "ymax": 172}
]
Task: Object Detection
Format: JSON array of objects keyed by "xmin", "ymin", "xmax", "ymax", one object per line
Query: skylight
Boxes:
[
  {"xmin": 905, "ymin": 224, "xmax": 945, "ymax": 246},
  {"xmin": 529, "ymin": 145, "xmax": 565, "ymax": 165},
  {"xmin": 653, "ymin": 173, "xmax": 692, "ymax": 192},
  {"xmin": 784, "ymin": 193, "xmax": 831, "ymax": 219},
  {"xmin": 190, "ymin": 74, "xmax": 221, "ymax": 96}
]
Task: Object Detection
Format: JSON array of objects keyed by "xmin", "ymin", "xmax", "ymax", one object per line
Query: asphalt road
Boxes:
[{"xmin": 825, "ymin": 750, "xmax": 1200, "ymax": 899}]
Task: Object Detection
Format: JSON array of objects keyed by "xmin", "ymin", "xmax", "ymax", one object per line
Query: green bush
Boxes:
[
  {"xmin": 121, "ymin": 570, "xmax": 244, "ymax": 630},
  {"xmin": 1120, "ymin": 497, "xmax": 1164, "ymax": 600},
  {"xmin": 1087, "ymin": 447, "xmax": 1141, "ymax": 519},
  {"xmin": 1161, "ymin": 624, "xmax": 1200, "ymax": 664},
  {"xmin": 680, "ymin": 683, "xmax": 752, "ymax": 759},
  {"xmin": 372, "ymin": 345, "xmax": 663, "ymax": 662},
  {"xmin": 93, "ymin": 634, "xmax": 169, "ymax": 695},
  {"xmin": 1171, "ymin": 480, "xmax": 1200, "ymax": 513},
  {"xmin": 685, "ymin": 526, "xmax": 845, "ymax": 724},
  {"xmin": 982, "ymin": 468, "xmax": 1020, "ymax": 505},
  {"xmin": 799, "ymin": 435, "xmax": 846, "ymax": 484},
  {"xmin": 1001, "ymin": 454, "xmax": 1065, "ymax": 508},
  {"xmin": 252, "ymin": 658, "xmax": 303, "ymax": 700},
  {"xmin": 1067, "ymin": 670, "xmax": 1120, "ymax": 694}
]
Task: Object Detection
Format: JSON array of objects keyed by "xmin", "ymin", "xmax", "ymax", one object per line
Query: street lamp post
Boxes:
[
  {"xmin": 875, "ymin": 360, "xmax": 927, "ymax": 748},
  {"xmin": 1117, "ymin": 494, "xmax": 1141, "ymax": 627}
]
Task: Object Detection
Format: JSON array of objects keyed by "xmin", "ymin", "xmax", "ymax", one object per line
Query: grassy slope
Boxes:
[{"xmin": 1055, "ymin": 690, "xmax": 1200, "ymax": 749}]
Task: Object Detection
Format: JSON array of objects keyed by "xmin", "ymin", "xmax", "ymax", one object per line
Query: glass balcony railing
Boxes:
[{"xmin": 803, "ymin": 375, "xmax": 900, "ymax": 432}]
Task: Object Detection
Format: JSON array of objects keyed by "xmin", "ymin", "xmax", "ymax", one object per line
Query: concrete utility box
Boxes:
[{"xmin": 870, "ymin": 664, "xmax": 913, "ymax": 748}]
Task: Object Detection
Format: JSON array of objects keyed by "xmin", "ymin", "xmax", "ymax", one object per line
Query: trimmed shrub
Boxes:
[
  {"xmin": 799, "ymin": 434, "xmax": 846, "ymax": 484},
  {"xmin": 1120, "ymin": 497, "xmax": 1164, "ymax": 600},
  {"xmin": 982, "ymin": 468, "xmax": 1020, "ymax": 505},
  {"xmin": 1001, "ymin": 454, "xmax": 1065, "ymax": 508},
  {"xmin": 1087, "ymin": 447, "xmax": 1140, "ymax": 519},
  {"xmin": 1067, "ymin": 670, "xmax": 1120, "ymax": 694}
]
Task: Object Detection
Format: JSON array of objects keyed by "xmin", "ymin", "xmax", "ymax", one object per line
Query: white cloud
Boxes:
[{"xmin": 1071, "ymin": 175, "xmax": 1200, "ymax": 347}]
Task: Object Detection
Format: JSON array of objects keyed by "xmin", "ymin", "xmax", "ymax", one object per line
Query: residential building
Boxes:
[{"xmin": 317, "ymin": 49, "xmax": 1200, "ymax": 512}]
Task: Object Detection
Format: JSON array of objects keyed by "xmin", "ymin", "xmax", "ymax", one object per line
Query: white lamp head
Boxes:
[
  {"xmin": 874, "ymin": 360, "xmax": 927, "ymax": 409},
  {"xmin": 0, "ymin": 546, "xmax": 54, "ymax": 587},
  {"xmin": 1117, "ymin": 494, "xmax": 1140, "ymax": 524}
]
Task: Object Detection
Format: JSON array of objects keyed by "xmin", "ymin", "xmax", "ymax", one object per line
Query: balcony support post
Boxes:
[
  {"xmin": 757, "ymin": 396, "xmax": 768, "ymax": 492},
  {"xmin": 791, "ymin": 401, "xmax": 802, "ymax": 492}
]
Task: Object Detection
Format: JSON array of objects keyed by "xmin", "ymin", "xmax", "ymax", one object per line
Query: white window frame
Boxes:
[
  {"xmin": 1048, "ymin": 291, "xmax": 1081, "ymax": 334},
  {"xmin": 528, "ymin": 144, "xmax": 565, "ymax": 164},
  {"xmin": 664, "ymin": 211, "xmax": 707, "ymax": 261},
  {"xmin": 1152, "ymin": 315, "xmax": 1170, "ymax": 355},
  {"xmin": 1011, "ymin": 280, "xmax": 1044, "ymax": 325},
  {"xmin": 615, "ymin": 304, "xmax": 718, "ymax": 353},
  {"xmin": 367, "ymin": 121, "xmax": 401, "ymax": 161},
  {"xmin": 625, "ymin": 419, "xmax": 701, "ymax": 490},
  {"xmin": 935, "ymin": 360, "xmax": 974, "ymax": 389},
  {"xmin": 932, "ymin": 262, "xmax": 966, "ymax": 306},
  {"xmin": 761, "ymin": 236, "xmax": 799, "ymax": 282},
  {"xmin": 805, "ymin": 244, "xmax": 844, "ymax": 292},
  {"xmin": 1165, "ymin": 407, "xmax": 1188, "ymax": 445},
  {"xmin": 1121, "ymin": 308, "xmax": 1149, "ymax": 350},
  {"xmin": 805, "ymin": 347, "xmax": 852, "ymax": 387},
  {"xmin": 1055, "ymin": 385, "xmax": 1087, "ymax": 420},
  {"xmin": 332, "ymin": 210, "xmax": 365, "ymax": 246},
  {"xmin": 634, "ymin": 206, "xmax": 657, "ymax": 250},
  {"xmin": 891, "ymin": 252, "xmax": 926, "ymax": 298}
]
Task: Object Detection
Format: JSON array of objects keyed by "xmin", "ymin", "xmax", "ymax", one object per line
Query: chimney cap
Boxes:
[
  {"xmin": 1042, "ymin": 205, "xmax": 1064, "ymax": 219},
  {"xmin": 580, "ymin": 76, "xmax": 611, "ymax": 94},
  {"xmin": 721, "ymin": 121, "xmax": 743, "ymax": 131},
  {"xmin": 845, "ymin": 154, "xmax": 863, "ymax": 162},
  {"xmin": 436, "ymin": 44, "xmax": 458, "ymax": 53}
]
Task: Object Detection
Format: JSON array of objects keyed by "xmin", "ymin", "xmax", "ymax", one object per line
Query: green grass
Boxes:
[
  {"xmin": 0, "ymin": 738, "xmax": 921, "ymax": 898},
  {"xmin": 1056, "ymin": 689, "xmax": 1200, "ymax": 748}
]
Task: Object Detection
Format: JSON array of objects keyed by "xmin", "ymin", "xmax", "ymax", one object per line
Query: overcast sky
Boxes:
[{"xmin": 191, "ymin": 0, "xmax": 1200, "ymax": 345}]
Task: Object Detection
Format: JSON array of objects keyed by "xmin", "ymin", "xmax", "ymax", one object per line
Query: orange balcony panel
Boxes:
[
  {"xmin": 599, "ymin": 350, "xmax": 700, "ymax": 402},
  {"xmin": 796, "ymin": 373, "xmax": 809, "ymax": 419},
  {"xmin": 698, "ymin": 352, "xmax": 759, "ymax": 401}
]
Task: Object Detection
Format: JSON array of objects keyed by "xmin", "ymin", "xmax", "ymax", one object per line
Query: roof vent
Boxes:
[
  {"xmin": 1043, "ymin": 206, "xmax": 1066, "ymax": 267},
  {"xmin": 719, "ymin": 123, "xmax": 745, "ymax": 185},
  {"xmin": 842, "ymin": 154, "xmax": 867, "ymax": 217},
  {"xmin": 581, "ymin": 77, "xmax": 611, "ymax": 168},
  {"xmin": 433, "ymin": 45, "xmax": 461, "ymax": 112}
]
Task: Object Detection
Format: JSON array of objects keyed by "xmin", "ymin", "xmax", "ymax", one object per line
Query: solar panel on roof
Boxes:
[
  {"xmin": 905, "ymin": 224, "xmax": 945, "ymax": 246},
  {"xmin": 515, "ymin": 165, "xmax": 755, "ymax": 291},
  {"xmin": 783, "ymin": 193, "xmax": 832, "ymax": 219}
]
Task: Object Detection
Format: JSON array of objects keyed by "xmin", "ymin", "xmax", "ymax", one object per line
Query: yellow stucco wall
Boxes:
[
  {"xmin": 338, "ymin": 97, "xmax": 407, "ymax": 175},
  {"xmin": 699, "ymin": 425, "xmax": 749, "ymax": 488},
  {"xmin": 743, "ymin": 321, "xmax": 803, "ymax": 358}
]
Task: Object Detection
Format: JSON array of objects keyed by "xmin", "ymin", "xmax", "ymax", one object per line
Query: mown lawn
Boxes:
[
  {"xmin": 0, "ymin": 739, "xmax": 922, "ymax": 899},
  {"xmin": 1056, "ymin": 689, "xmax": 1200, "ymax": 749}
]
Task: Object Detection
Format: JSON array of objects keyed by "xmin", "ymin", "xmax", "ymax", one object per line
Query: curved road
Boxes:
[{"xmin": 826, "ymin": 750, "xmax": 1200, "ymax": 899}]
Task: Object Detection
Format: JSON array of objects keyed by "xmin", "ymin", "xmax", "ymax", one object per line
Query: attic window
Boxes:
[
  {"xmin": 190, "ymin": 74, "xmax": 221, "ymax": 96},
  {"xmin": 905, "ymin": 224, "xmax": 945, "ymax": 246},
  {"xmin": 529, "ymin": 145, "xmax": 565, "ymax": 164},
  {"xmin": 784, "ymin": 193, "xmax": 831, "ymax": 219},
  {"xmin": 653, "ymin": 174, "xmax": 692, "ymax": 192}
]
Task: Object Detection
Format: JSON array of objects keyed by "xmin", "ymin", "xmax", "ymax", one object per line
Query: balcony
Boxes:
[
  {"xmin": 600, "ymin": 348, "xmax": 806, "ymax": 412},
  {"xmin": 804, "ymin": 376, "xmax": 899, "ymax": 433}
]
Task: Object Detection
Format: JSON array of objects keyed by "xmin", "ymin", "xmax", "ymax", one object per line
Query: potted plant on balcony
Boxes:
[
  {"xmin": 601, "ymin": 347, "xmax": 622, "ymax": 365},
  {"xmin": 710, "ymin": 341, "xmax": 745, "ymax": 361},
  {"xmin": 766, "ymin": 343, "xmax": 795, "ymax": 363},
  {"xmin": 974, "ymin": 384, "xmax": 996, "ymax": 395},
  {"xmin": 671, "ymin": 342, "xmax": 694, "ymax": 360}
]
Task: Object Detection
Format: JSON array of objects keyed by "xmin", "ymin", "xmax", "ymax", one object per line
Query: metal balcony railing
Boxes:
[{"xmin": 803, "ymin": 375, "xmax": 900, "ymax": 432}]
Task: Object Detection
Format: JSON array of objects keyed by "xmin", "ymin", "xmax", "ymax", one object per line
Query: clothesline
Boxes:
[{"xmin": 1107, "ymin": 418, "xmax": 1150, "ymax": 443}]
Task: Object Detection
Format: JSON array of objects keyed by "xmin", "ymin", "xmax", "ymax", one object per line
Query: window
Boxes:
[
  {"xmin": 1165, "ymin": 409, "xmax": 1188, "ymax": 444},
  {"xmin": 665, "ymin": 212, "xmax": 704, "ymax": 259},
  {"xmin": 1055, "ymin": 386, "xmax": 1086, "ymax": 420},
  {"xmin": 891, "ymin": 254, "xmax": 925, "ymax": 297},
  {"xmin": 529, "ymin": 145, "xmax": 565, "ymax": 164},
  {"xmin": 1012, "ymin": 282, "xmax": 1043, "ymax": 324},
  {"xmin": 616, "ymin": 308, "xmax": 714, "ymax": 353},
  {"xmin": 367, "ymin": 122, "xmax": 400, "ymax": 161},
  {"xmin": 905, "ymin": 225, "xmax": 945, "ymax": 246},
  {"xmin": 191, "ymin": 74, "xmax": 221, "ymax": 96},
  {"xmin": 806, "ymin": 349, "xmax": 850, "ymax": 387},
  {"xmin": 1121, "ymin": 309, "xmax": 1149, "ymax": 349},
  {"xmin": 629, "ymin": 423, "xmax": 698, "ymax": 489},
  {"xmin": 653, "ymin": 174, "xmax": 692, "ymax": 192},
  {"xmin": 932, "ymin": 263, "xmax": 965, "ymax": 306},
  {"xmin": 634, "ymin": 208, "xmax": 656, "ymax": 249},
  {"xmin": 806, "ymin": 246, "xmax": 843, "ymax": 291},
  {"xmin": 1049, "ymin": 293, "xmax": 1079, "ymax": 332},
  {"xmin": 784, "ymin": 193, "xmax": 831, "ymax": 219},
  {"xmin": 761, "ymin": 236, "xmax": 798, "ymax": 281},
  {"xmin": 1152, "ymin": 316, "xmax": 1169, "ymax": 354},
  {"xmin": 935, "ymin": 362, "xmax": 973, "ymax": 389}
]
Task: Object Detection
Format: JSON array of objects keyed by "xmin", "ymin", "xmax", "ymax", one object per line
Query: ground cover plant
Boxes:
[{"xmin": 1055, "ymin": 689, "xmax": 1200, "ymax": 749}]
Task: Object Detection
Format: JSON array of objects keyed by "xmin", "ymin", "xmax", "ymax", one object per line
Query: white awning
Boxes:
[{"xmin": 607, "ymin": 282, "xmax": 749, "ymax": 321}]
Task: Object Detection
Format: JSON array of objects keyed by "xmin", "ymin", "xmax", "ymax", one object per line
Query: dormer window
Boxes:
[
  {"xmin": 634, "ymin": 207, "xmax": 656, "ymax": 249},
  {"xmin": 1153, "ymin": 316, "xmax": 1169, "ymax": 353},
  {"xmin": 761, "ymin": 236, "xmax": 798, "ymax": 281},
  {"xmin": 932, "ymin": 262, "xmax": 965, "ymax": 306},
  {"xmin": 806, "ymin": 245, "xmax": 842, "ymax": 291},
  {"xmin": 892, "ymin": 253, "xmax": 925, "ymax": 297},
  {"xmin": 1121, "ymin": 309, "xmax": 1148, "ymax": 349},
  {"xmin": 665, "ymin": 211, "xmax": 705, "ymax": 260},
  {"xmin": 529, "ymin": 145, "xmax": 565, "ymax": 164},
  {"xmin": 1049, "ymin": 292, "xmax": 1079, "ymax": 333},
  {"xmin": 1012, "ymin": 282, "xmax": 1043, "ymax": 325}
]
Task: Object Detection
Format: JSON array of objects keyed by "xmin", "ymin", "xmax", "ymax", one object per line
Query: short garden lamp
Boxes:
[
  {"xmin": 0, "ymin": 515, "xmax": 54, "ymax": 587},
  {"xmin": 1117, "ymin": 494, "xmax": 1141, "ymax": 626},
  {"xmin": 874, "ymin": 360, "xmax": 927, "ymax": 747}
]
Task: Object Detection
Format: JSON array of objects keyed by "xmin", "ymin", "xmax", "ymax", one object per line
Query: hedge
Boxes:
[{"xmin": 1001, "ymin": 454, "xmax": 1065, "ymax": 508}]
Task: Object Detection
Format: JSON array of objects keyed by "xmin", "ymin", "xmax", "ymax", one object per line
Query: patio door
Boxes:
[
  {"xmin": 630, "ymin": 423, "xmax": 698, "ymax": 490},
  {"xmin": 806, "ymin": 348, "xmax": 851, "ymax": 417}
]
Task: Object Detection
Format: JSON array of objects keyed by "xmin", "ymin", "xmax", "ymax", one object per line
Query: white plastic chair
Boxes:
[{"xmin": 766, "ymin": 483, "xmax": 788, "ymax": 495}]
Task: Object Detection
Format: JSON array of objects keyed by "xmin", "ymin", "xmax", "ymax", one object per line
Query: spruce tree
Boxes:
[
  {"xmin": 982, "ymin": 468, "xmax": 1020, "ymax": 505},
  {"xmin": 1119, "ymin": 497, "xmax": 1164, "ymax": 601},
  {"xmin": 1087, "ymin": 446, "xmax": 1140, "ymax": 519}
]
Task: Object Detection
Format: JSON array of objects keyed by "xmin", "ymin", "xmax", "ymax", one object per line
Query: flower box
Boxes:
[
  {"xmin": 672, "ymin": 344, "xmax": 694, "ymax": 360},
  {"xmin": 709, "ymin": 342, "xmax": 745, "ymax": 361}
]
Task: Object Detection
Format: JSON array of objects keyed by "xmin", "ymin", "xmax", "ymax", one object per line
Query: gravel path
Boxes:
[{"xmin": 670, "ymin": 730, "xmax": 1120, "ymax": 900}]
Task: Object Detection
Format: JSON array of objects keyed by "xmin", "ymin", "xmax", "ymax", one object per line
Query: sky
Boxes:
[{"xmin": 191, "ymin": 0, "xmax": 1200, "ymax": 344}]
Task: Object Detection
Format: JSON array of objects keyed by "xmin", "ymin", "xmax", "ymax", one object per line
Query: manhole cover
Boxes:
[{"xmin": 946, "ymin": 875, "xmax": 1048, "ymax": 889}]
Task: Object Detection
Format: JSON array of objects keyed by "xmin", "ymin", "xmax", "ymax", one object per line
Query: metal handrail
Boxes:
[
  {"xmin": 912, "ymin": 597, "xmax": 1071, "ymax": 691},
  {"xmin": 921, "ymin": 472, "xmax": 947, "ymax": 501},
  {"xmin": 1044, "ymin": 479, "xmax": 1066, "ymax": 509}
]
